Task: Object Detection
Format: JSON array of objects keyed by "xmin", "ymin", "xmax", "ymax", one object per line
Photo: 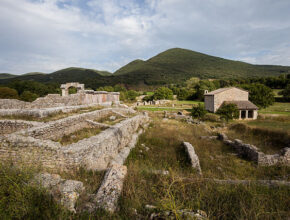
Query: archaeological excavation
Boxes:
[
  {"xmin": 0, "ymin": 83, "xmax": 289, "ymax": 219},
  {"xmin": 0, "ymin": 83, "xmax": 150, "ymax": 213}
]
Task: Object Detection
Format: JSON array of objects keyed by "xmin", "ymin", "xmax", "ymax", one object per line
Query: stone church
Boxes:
[{"xmin": 204, "ymin": 87, "xmax": 258, "ymax": 120}]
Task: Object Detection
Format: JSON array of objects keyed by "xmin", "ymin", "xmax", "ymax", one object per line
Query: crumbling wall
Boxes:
[
  {"xmin": 0, "ymin": 120, "xmax": 44, "ymax": 134},
  {"xmin": 0, "ymin": 91, "xmax": 120, "ymax": 110},
  {"xmin": 19, "ymin": 108, "xmax": 133, "ymax": 140},
  {"xmin": 0, "ymin": 112, "xmax": 148, "ymax": 171},
  {"xmin": 219, "ymin": 133, "xmax": 290, "ymax": 166}
]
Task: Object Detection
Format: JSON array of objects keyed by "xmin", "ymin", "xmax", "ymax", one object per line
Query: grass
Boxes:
[
  {"xmin": 59, "ymin": 127, "xmax": 103, "ymax": 145},
  {"xmin": 1, "ymin": 114, "xmax": 289, "ymax": 219},
  {"xmin": 0, "ymin": 163, "xmax": 69, "ymax": 219},
  {"xmin": 259, "ymin": 102, "xmax": 290, "ymax": 115},
  {"xmin": 247, "ymin": 116, "xmax": 290, "ymax": 132},
  {"xmin": 227, "ymin": 123, "xmax": 290, "ymax": 154},
  {"xmin": 117, "ymin": 118, "xmax": 290, "ymax": 219}
]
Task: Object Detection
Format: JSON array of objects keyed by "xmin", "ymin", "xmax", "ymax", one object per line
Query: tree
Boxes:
[
  {"xmin": 176, "ymin": 88, "xmax": 190, "ymax": 100},
  {"xmin": 20, "ymin": 91, "xmax": 39, "ymax": 102},
  {"xmin": 216, "ymin": 103, "xmax": 239, "ymax": 122},
  {"xmin": 191, "ymin": 104, "xmax": 207, "ymax": 119},
  {"xmin": 281, "ymin": 83, "xmax": 290, "ymax": 101},
  {"xmin": 126, "ymin": 90, "xmax": 139, "ymax": 101},
  {"xmin": 153, "ymin": 87, "xmax": 173, "ymax": 100},
  {"xmin": 0, "ymin": 87, "xmax": 19, "ymax": 99},
  {"xmin": 241, "ymin": 84, "xmax": 274, "ymax": 108}
]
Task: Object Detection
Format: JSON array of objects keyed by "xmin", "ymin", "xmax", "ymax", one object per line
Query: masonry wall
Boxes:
[
  {"xmin": 204, "ymin": 96, "xmax": 214, "ymax": 112},
  {"xmin": 0, "ymin": 120, "xmax": 44, "ymax": 134},
  {"xmin": 0, "ymin": 92, "xmax": 120, "ymax": 110},
  {"xmin": 0, "ymin": 113, "xmax": 148, "ymax": 171},
  {"xmin": 21, "ymin": 108, "xmax": 132, "ymax": 141},
  {"xmin": 213, "ymin": 88, "xmax": 248, "ymax": 112}
]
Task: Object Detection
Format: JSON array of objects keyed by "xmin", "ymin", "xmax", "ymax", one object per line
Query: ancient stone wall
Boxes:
[
  {"xmin": 0, "ymin": 111, "xmax": 148, "ymax": 171},
  {"xmin": 0, "ymin": 91, "xmax": 120, "ymax": 110},
  {"xmin": 219, "ymin": 134, "xmax": 290, "ymax": 166},
  {"xmin": 0, "ymin": 120, "xmax": 44, "ymax": 134}
]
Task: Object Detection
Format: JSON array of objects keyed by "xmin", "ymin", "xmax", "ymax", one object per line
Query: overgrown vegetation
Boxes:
[
  {"xmin": 216, "ymin": 103, "xmax": 239, "ymax": 121},
  {"xmin": 59, "ymin": 127, "xmax": 103, "ymax": 145}
]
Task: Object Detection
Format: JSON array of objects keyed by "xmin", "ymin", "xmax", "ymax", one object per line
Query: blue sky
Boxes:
[{"xmin": 0, "ymin": 0, "xmax": 290, "ymax": 74}]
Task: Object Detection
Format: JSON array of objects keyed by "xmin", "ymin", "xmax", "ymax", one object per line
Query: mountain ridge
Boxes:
[{"xmin": 1, "ymin": 48, "xmax": 289, "ymax": 89}]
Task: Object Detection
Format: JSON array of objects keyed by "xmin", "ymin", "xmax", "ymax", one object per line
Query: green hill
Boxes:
[
  {"xmin": 1, "ymin": 48, "xmax": 289, "ymax": 89},
  {"xmin": 0, "ymin": 73, "xmax": 17, "ymax": 79},
  {"xmin": 114, "ymin": 48, "xmax": 290, "ymax": 82}
]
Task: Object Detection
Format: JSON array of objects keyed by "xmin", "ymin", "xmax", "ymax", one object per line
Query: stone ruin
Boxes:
[
  {"xmin": 217, "ymin": 133, "xmax": 290, "ymax": 166},
  {"xmin": 0, "ymin": 82, "xmax": 120, "ymax": 118},
  {"xmin": 0, "ymin": 86, "xmax": 150, "ymax": 212}
]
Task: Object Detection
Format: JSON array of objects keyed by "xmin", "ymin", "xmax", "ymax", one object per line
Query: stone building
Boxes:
[{"xmin": 204, "ymin": 87, "xmax": 258, "ymax": 120}]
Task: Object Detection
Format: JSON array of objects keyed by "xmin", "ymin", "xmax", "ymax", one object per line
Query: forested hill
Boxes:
[{"xmin": 1, "ymin": 48, "xmax": 290, "ymax": 89}]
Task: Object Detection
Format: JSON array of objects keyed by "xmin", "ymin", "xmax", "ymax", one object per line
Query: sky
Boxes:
[{"xmin": 0, "ymin": 0, "xmax": 290, "ymax": 74}]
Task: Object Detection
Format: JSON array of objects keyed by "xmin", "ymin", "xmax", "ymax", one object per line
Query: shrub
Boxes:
[
  {"xmin": 20, "ymin": 91, "xmax": 39, "ymax": 102},
  {"xmin": 216, "ymin": 103, "xmax": 239, "ymax": 122},
  {"xmin": 281, "ymin": 83, "xmax": 290, "ymax": 101},
  {"xmin": 153, "ymin": 87, "xmax": 173, "ymax": 100},
  {"xmin": 0, "ymin": 87, "xmax": 19, "ymax": 99},
  {"xmin": 191, "ymin": 104, "xmax": 207, "ymax": 119},
  {"xmin": 241, "ymin": 84, "xmax": 274, "ymax": 108}
]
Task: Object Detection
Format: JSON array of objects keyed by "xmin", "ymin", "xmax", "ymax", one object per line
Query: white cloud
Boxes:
[{"xmin": 0, "ymin": 0, "xmax": 290, "ymax": 74}]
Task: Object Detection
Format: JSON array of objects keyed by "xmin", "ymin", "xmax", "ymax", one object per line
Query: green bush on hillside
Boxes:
[{"xmin": 0, "ymin": 87, "xmax": 19, "ymax": 99}]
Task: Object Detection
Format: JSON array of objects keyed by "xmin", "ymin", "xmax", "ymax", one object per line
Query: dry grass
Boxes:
[
  {"xmin": 227, "ymin": 123, "xmax": 290, "ymax": 154},
  {"xmin": 59, "ymin": 127, "xmax": 103, "ymax": 145},
  {"xmin": 117, "ymin": 117, "xmax": 290, "ymax": 219}
]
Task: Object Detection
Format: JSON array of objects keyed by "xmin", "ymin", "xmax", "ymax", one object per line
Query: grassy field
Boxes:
[
  {"xmin": 1, "ymin": 113, "xmax": 289, "ymax": 219},
  {"xmin": 259, "ymin": 102, "xmax": 290, "ymax": 115}
]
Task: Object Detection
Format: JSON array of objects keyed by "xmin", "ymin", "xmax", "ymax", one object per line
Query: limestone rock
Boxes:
[
  {"xmin": 34, "ymin": 173, "xmax": 84, "ymax": 212},
  {"xmin": 93, "ymin": 164, "xmax": 127, "ymax": 212},
  {"xmin": 183, "ymin": 142, "xmax": 202, "ymax": 175}
]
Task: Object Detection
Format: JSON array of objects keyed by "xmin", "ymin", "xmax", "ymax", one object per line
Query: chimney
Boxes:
[{"xmin": 204, "ymin": 90, "xmax": 208, "ymax": 94}]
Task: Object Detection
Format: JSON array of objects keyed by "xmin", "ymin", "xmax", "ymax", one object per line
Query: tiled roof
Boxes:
[
  {"xmin": 204, "ymin": 87, "xmax": 247, "ymax": 95},
  {"xmin": 223, "ymin": 100, "xmax": 258, "ymax": 110}
]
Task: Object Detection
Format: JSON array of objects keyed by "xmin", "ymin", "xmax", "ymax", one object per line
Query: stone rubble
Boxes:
[
  {"xmin": 33, "ymin": 173, "xmax": 85, "ymax": 213},
  {"xmin": 183, "ymin": 142, "xmax": 202, "ymax": 175},
  {"xmin": 218, "ymin": 133, "xmax": 290, "ymax": 166}
]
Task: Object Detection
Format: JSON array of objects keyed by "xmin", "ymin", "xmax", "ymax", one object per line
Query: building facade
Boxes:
[{"xmin": 204, "ymin": 87, "xmax": 258, "ymax": 120}]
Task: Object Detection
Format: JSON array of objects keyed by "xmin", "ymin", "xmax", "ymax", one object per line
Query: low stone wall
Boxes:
[
  {"xmin": 20, "ymin": 108, "xmax": 134, "ymax": 140},
  {"xmin": 0, "ymin": 112, "xmax": 148, "ymax": 171},
  {"xmin": 219, "ymin": 133, "xmax": 290, "ymax": 166},
  {"xmin": 0, "ymin": 120, "xmax": 44, "ymax": 134}
]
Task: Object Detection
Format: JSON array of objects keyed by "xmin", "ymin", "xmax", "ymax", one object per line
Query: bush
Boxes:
[
  {"xmin": 191, "ymin": 104, "xmax": 207, "ymax": 119},
  {"xmin": 127, "ymin": 90, "xmax": 139, "ymax": 101},
  {"xmin": 153, "ymin": 87, "xmax": 173, "ymax": 100},
  {"xmin": 216, "ymin": 103, "xmax": 239, "ymax": 122},
  {"xmin": 281, "ymin": 83, "xmax": 290, "ymax": 101},
  {"xmin": 20, "ymin": 91, "xmax": 39, "ymax": 102},
  {"xmin": 241, "ymin": 84, "xmax": 274, "ymax": 108},
  {"xmin": 0, "ymin": 87, "xmax": 19, "ymax": 99}
]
